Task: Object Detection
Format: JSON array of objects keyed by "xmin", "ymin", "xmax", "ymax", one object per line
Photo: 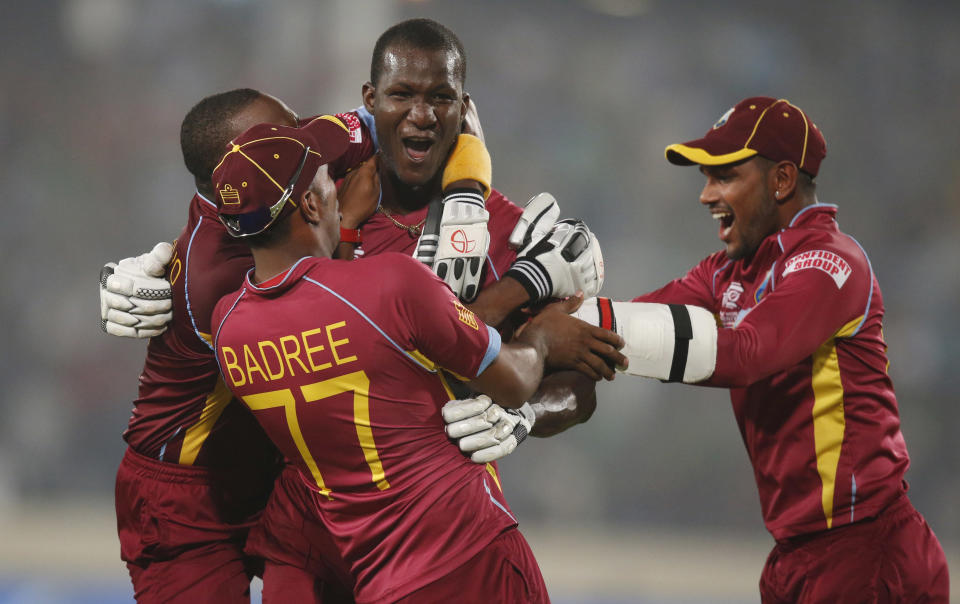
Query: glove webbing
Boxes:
[
  {"xmin": 667, "ymin": 304, "xmax": 693, "ymax": 382},
  {"xmin": 511, "ymin": 416, "xmax": 529, "ymax": 444}
]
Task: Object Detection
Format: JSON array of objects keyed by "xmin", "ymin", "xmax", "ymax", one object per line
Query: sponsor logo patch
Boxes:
[
  {"xmin": 782, "ymin": 250, "xmax": 852, "ymax": 289},
  {"xmin": 219, "ymin": 184, "xmax": 241, "ymax": 205},
  {"xmin": 450, "ymin": 228, "xmax": 476, "ymax": 254},
  {"xmin": 454, "ymin": 300, "xmax": 479, "ymax": 330},
  {"xmin": 336, "ymin": 112, "xmax": 363, "ymax": 144}
]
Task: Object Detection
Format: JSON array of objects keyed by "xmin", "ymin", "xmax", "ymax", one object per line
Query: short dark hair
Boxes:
[
  {"xmin": 180, "ymin": 88, "xmax": 262, "ymax": 187},
  {"xmin": 370, "ymin": 18, "xmax": 466, "ymax": 86}
]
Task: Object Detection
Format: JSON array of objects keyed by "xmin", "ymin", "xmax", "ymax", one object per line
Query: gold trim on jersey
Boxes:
[
  {"xmin": 178, "ymin": 375, "xmax": 233, "ymax": 465},
  {"xmin": 810, "ymin": 315, "xmax": 862, "ymax": 529},
  {"xmin": 485, "ymin": 463, "xmax": 503, "ymax": 493}
]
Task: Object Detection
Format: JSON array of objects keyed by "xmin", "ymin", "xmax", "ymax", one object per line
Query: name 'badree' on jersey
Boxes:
[{"xmin": 220, "ymin": 320, "xmax": 358, "ymax": 388}]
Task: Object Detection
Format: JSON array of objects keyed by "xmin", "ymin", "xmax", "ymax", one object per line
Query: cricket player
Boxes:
[
  {"xmin": 100, "ymin": 19, "xmax": 609, "ymax": 601},
  {"xmin": 565, "ymin": 97, "xmax": 949, "ymax": 602},
  {"xmin": 208, "ymin": 115, "xmax": 625, "ymax": 603},
  {"xmin": 103, "ymin": 89, "xmax": 381, "ymax": 603}
]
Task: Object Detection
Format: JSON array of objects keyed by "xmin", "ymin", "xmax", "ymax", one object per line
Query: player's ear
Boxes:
[
  {"xmin": 299, "ymin": 189, "xmax": 322, "ymax": 225},
  {"xmin": 772, "ymin": 161, "xmax": 798, "ymax": 203},
  {"xmin": 362, "ymin": 82, "xmax": 376, "ymax": 113}
]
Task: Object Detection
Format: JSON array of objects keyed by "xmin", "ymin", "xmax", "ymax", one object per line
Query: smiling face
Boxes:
[
  {"xmin": 699, "ymin": 157, "xmax": 782, "ymax": 260},
  {"xmin": 363, "ymin": 44, "xmax": 465, "ymax": 191}
]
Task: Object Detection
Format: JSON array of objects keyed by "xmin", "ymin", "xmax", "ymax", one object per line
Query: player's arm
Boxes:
[
  {"xmin": 706, "ymin": 256, "xmax": 869, "ymax": 387},
  {"xmin": 526, "ymin": 370, "xmax": 597, "ymax": 436},
  {"xmin": 335, "ymin": 156, "xmax": 380, "ymax": 260},
  {"xmin": 470, "ymin": 193, "xmax": 604, "ymax": 328},
  {"xmin": 469, "ymin": 296, "xmax": 626, "ymax": 405}
]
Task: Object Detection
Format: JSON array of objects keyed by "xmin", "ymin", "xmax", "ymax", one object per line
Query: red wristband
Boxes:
[{"xmin": 339, "ymin": 227, "xmax": 362, "ymax": 243}]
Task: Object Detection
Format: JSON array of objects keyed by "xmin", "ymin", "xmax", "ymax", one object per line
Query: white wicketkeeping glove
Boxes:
[
  {"xmin": 505, "ymin": 218, "xmax": 604, "ymax": 303},
  {"xmin": 508, "ymin": 192, "xmax": 560, "ymax": 252},
  {"xmin": 442, "ymin": 395, "xmax": 536, "ymax": 463},
  {"xmin": 100, "ymin": 242, "xmax": 174, "ymax": 338},
  {"xmin": 414, "ymin": 189, "xmax": 490, "ymax": 303}
]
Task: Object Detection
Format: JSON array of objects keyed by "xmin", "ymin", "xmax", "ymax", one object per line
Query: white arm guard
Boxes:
[{"xmin": 573, "ymin": 297, "xmax": 717, "ymax": 383}]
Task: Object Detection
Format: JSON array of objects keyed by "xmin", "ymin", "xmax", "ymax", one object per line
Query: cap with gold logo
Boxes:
[
  {"xmin": 212, "ymin": 115, "xmax": 351, "ymax": 237},
  {"xmin": 665, "ymin": 97, "xmax": 826, "ymax": 177}
]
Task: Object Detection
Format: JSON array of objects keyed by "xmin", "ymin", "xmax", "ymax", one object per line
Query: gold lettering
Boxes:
[
  {"xmin": 326, "ymin": 321, "xmax": 357, "ymax": 366},
  {"xmin": 301, "ymin": 328, "xmax": 332, "ymax": 372},
  {"xmin": 258, "ymin": 340, "xmax": 285, "ymax": 380},
  {"xmin": 244, "ymin": 344, "xmax": 269, "ymax": 384},
  {"xmin": 222, "ymin": 346, "xmax": 245, "ymax": 387},
  {"xmin": 280, "ymin": 335, "xmax": 309, "ymax": 376}
]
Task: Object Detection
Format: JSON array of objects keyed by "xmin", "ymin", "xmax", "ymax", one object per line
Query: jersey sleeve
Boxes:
[
  {"xmin": 388, "ymin": 256, "xmax": 500, "ymax": 379},
  {"xmin": 302, "ymin": 111, "xmax": 376, "ymax": 179},
  {"xmin": 631, "ymin": 256, "xmax": 720, "ymax": 307},
  {"xmin": 710, "ymin": 245, "xmax": 871, "ymax": 387},
  {"xmin": 175, "ymin": 223, "xmax": 254, "ymax": 352}
]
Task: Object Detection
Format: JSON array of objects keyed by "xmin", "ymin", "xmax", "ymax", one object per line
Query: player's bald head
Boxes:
[{"xmin": 370, "ymin": 18, "xmax": 466, "ymax": 86}]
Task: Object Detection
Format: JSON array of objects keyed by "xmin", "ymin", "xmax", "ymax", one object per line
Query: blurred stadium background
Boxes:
[{"xmin": 1, "ymin": 0, "xmax": 957, "ymax": 602}]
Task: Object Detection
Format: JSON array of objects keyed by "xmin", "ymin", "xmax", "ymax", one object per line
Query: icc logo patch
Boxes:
[{"xmin": 720, "ymin": 281, "xmax": 744, "ymax": 327}]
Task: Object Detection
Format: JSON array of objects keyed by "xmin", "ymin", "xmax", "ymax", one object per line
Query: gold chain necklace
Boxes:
[{"xmin": 377, "ymin": 206, "xmax": 425, "ymax": 237}]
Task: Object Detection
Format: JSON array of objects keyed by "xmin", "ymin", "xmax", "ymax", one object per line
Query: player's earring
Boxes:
[{"xmin": 775, "ymin": 190, "xmax": 781, "ymax": 199}]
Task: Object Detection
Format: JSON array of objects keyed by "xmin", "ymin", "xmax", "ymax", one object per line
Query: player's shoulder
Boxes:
[
  {"xmin": 486, "ymin": 188, "xmax": 523, "ymax": 218},
  {"xmin": 211, "ymin": 283, "xmax": 248, "ymax": 336},
  {"xmin": 354, "ymin": 251, "xmax": 434, "ymax": 278},
  {"xmin": 779, "ymin": 222, "xmax": 869, "ymax": 274},
  {"xmin": 777, "ymin": 209, "xmax": 872, "ymax": 290}
]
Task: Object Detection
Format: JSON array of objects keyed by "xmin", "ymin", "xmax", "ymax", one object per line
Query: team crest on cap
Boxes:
[
  {"xmin": 713, "ymin": 107, "xmax": 735, "ymax": 130},
  {"xmin": 219, "ymin": 184, "xmax": 241, "ymax": 205}
]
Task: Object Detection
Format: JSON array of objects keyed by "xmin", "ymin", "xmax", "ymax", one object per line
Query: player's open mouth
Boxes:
[
  {"xmin": 402, "ymin": 137, "xmax": 434, "ymax": 162},
  {"xmin": 713, "ymin": 210, "xmax": 734, "ymax": 241}
]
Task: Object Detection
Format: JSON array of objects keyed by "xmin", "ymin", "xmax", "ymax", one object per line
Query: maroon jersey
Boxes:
[
  {"xmin": 359, "ymin": 188, "xmax": 522, "ymax": 287},
  {"xmin": 212, "ymin": 254, "xmax": 515, "ymax": 603},
  {"xmin": 123, "ymin": 113, "xmax": 374, "ymax": 472},
  {"xmin": 635, "ymin": 204, "xmax": 909, "ymax": 539}
]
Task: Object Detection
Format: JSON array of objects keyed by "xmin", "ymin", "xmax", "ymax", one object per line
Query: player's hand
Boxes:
[
  {"xmin": 506, "ymin": 219, "xmax": 605, "ymax": 303},
  {"xmin": 508, "ymin": 192, "xmax": 560, "ymax": 253},
  {"xmin": 433, "ymin": 190, "xmax": 490, "ymax": 303},
  {"xmin": 100, "ymin": 242, "xmax": 174, "ymax": 338},
  {"xmin": 521, "ymin": 295, "xmax": 627, "ymax": 381},
  {"xmin": 338, "ymin": 155, "xmax": 380, "ymax": 229},
  {"xmin": 442, "ymin": 395, "xmax": 535, "ymax": 463}
]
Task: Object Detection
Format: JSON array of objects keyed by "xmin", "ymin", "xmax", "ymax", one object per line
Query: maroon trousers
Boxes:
[
  {"xmin": 760, "ymin": 495, "xmax": 949, "ymax": 603},
  {"xmin": 115, "ymin": 448, "xmax": 261, "ymax": 603}
]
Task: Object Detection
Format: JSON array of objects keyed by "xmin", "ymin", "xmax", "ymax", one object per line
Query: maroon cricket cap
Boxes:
[
  {"xmin": 212, "ymin": 115, "xmax": 351, "ymax": 237},
  {"xmin": 665, "ymin": 97, "xmax": 827, "ymax": 177}
]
